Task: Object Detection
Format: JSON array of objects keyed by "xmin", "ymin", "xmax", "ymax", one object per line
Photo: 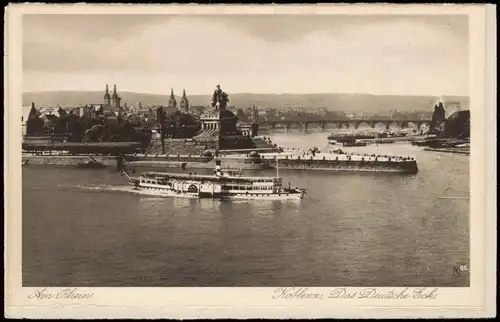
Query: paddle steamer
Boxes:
[{"xmin": 120, "ymin": 160, "xmax": 306, "ymax": 200}]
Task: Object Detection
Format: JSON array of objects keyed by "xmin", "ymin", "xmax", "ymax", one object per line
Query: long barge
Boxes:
[
  {"xmin": 327, "ymin": 134, "xmax": 376, "ymax": 141},
  {"xmin": 259, "ymin": 152, "xmax": 418, "ymax": 174}
]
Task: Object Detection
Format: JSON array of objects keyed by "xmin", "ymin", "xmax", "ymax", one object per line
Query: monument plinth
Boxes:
[{"xmin": 196, "ymin": 85, "xmax": 254, "ymax": 150}]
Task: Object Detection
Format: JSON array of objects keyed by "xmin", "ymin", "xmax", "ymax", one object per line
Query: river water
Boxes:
[{"xmin": 22, "ymin": 132, "xmax": 470, "ymax": 287}]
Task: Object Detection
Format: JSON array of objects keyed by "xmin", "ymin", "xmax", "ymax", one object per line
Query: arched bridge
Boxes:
[{"xmin": 258, "ymin": 118, "xmax": 432, "ymax": 132}]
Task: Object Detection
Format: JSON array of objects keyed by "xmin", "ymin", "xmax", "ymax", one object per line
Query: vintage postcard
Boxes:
[{"xmin": 4, "ymin": 3, "xmax": 496, "ymax": 319}]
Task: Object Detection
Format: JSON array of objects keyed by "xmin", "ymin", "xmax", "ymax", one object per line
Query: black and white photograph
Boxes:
[{"xmin": 5, "ymin": 3, "xmax": 496, "ymax": 319}]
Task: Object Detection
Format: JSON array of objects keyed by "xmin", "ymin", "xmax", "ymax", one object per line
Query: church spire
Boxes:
[
  {"xmin": 168, "ymin": 88, "xmax": 177, "ymax": 109},
  {"xmin": 104, "ymin": 84, "xmax": 110, "ymax": 98},
  {"xmin": 111, "ymin": 84, "xmax": 121, "ymax": 112},
  {"xmin": 103, "ymin": 84, "xmax": 111, "ymax": 113},
  {"xmin": 28, "ymin": 102, "xmax": 38, "ymax": 120},
  {"xmin": 180, "ymin": 88, "xmax": 189, "ymax": 113}
]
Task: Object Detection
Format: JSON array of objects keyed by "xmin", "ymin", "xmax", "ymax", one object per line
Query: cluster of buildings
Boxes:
[
  {"xmin": 23, "ymin": 84, "xmax": 198, "ymax": 126},
  {"xmin": 23, "ymin": 84, "xmax": 262, "ymax": 146}
]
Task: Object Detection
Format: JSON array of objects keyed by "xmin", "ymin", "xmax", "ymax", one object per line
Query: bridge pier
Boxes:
[
  {"xmin": 320, "ymin": 121, "xmax": 326, "ymax": 132},
  {"xmin": 302, "ymin": 122, "xmax": 308, "ymax": 133}
]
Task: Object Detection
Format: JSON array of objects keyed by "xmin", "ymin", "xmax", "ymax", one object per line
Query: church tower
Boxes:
[
  {"xmin": 28, "ymin": 102, "xmax": 38, "ymax": 120},
  {"xmin": 111, "ymin": 84, "xmax": 121, "ymax": 112},
  {"xmin": 26, "ymin": 102, "xmax": 42, "ymax": 135},
  {"xmin": 252, "ymin": 105, "xmax": 259, "ymax": 123},
  {"xmin": 103, "ymin": 84, "xmax": 111, "ymax": 113},
  {"xmin": 179, "ymin": 89, "xmax": 189, "ymax": 113},
  {"xmin": 168, "ymin": 88, "xmax": 177, "ymax": 109}
]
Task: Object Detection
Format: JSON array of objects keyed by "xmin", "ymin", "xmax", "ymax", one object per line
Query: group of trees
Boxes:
[
  {"xmin": 26, "ymin": 107, "xmax": 87, "ymax": 138},
  {"xmin": 443, "ymin": 110, "xmax": 470, "ymax": 138},
  {"xmin": 429, "ymin": 102, "xmax": 470, "ymax": 138},
  {"xmin": 81, "ymin": 122, "xmax": 152, "ymax": 147},
  {"xmin": 429, "ymin": 102, "xmax": 447, "ymax": 135},
  {"xmin": 25, "ymin": 106, "xmax": 153, "ymax": 149},
  {"xmin": 156, "ymin": 108, "xmax": 201, "ymax": 138},
  {"xmin": 26, "ymin": 114, "xmax": 45, "ymax": 135},
  {"xmin": 155, "ymin": 107, "xmax": 201, "ymax": 153}
]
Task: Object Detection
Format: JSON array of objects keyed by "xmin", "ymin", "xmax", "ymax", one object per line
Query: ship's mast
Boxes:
[{"xmin": 276, "ymin": 158, "xmax": 279, "ymax": 178}]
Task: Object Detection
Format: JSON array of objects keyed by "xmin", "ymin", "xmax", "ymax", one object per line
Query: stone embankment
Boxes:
[
  {"xmin": 22, "ymin": 153, "xmax": 270, "ymax": 170},
  {"xmin": 22, "ymin": 135, "xmax": 418, "ymax": 173},
  {"xmin": 22, "ymin": 154, "xmax": 117, "ymax": 167}
]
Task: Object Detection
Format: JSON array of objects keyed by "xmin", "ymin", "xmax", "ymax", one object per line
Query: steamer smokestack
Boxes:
[{"xmin": 214, "ymin": 159, "xmax": 222, "ymax": 177}]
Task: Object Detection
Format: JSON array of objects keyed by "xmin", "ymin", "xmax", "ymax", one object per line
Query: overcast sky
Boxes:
[{"xmin": 23, "ymin": 14, "xmax": 469, "ymax": 96}]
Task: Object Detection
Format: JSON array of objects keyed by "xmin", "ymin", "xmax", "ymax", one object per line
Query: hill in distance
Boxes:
[{"xmin": 22, "ymin": 91, "xmax": 469, "ymax": 114}]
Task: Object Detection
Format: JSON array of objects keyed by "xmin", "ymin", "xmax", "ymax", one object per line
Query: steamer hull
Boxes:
[{"xmin": 221, "ymin": 192, "xmax": 303, "ymax": 201}]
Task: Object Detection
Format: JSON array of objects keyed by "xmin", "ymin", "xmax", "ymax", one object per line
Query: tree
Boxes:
[
  {"xmin": 119, "ymin": 121, "xmax": 135, "ymax": 141},
  {"xmin": 430, "ymin": 103, "xmax": 446, "ymax": 135},
  {"xmin": 65, "ymin": 112, "xmax": 86, "ymax": 142},
  {"xmin": 54, "ymin": 113, "xmax": 69, "ymax": 135},
  {"xmin": 444, "ymin": 110, "xmax": 470, "ymax": 138},
  {"xmin": 156, "ymin": 106, "xmax": 167, "ymax": 153},
  {"xmin": 135, "ymin": 127, "xmax": 152, "ymax": 151}
]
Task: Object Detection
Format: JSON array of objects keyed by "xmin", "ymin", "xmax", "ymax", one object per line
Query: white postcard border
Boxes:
[{"xmin": 4, "ymin": 3, "xmax": 496, "ymax": 319}]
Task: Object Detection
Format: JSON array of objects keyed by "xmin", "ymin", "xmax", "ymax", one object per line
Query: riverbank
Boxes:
[
  {"xmin": 22, "ymin": 154, "xmax": 270, "ymax": 170},
  {"xmin": 412, "ymin": 137, "xmax": 469, "ymax": 147},
  {"xmin": 21, "ymin": 133, "xmax": 420, "ymax": 174},
  {"xmin": 423, "ymin": 147, "xmax": 470, "ymax": 155},
  {"xmin": 329, "ymin": 135, "xmax": 429, "ymax": 144},
  {"xmin": 22, "ymin": 155, "xmax": 118, "ymax": 167}
]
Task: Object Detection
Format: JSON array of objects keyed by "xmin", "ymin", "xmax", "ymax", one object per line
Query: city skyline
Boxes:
[{"xmin": 23, "ymin": 14, "xmax": 469, "ymax": 96}]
